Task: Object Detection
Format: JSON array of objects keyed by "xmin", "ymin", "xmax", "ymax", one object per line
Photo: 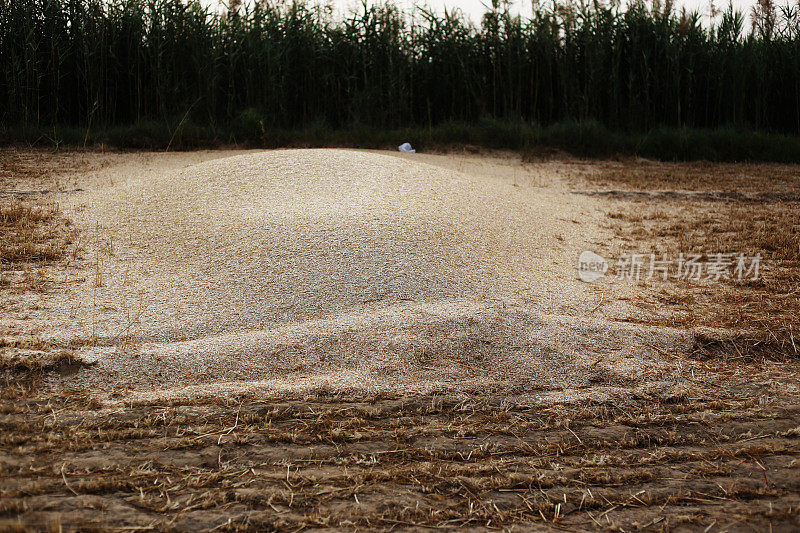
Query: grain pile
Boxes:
[{"xmin": 41, "ymin": 149, "xmax": 691, "ymax": 397}]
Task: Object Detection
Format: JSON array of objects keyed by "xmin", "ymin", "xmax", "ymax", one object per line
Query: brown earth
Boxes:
[{"xmin": 1, "ymin": 384, "xmax": 799, "ymax": 532}]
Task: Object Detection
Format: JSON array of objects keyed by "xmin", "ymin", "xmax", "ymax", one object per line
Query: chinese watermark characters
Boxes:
[{"xmin": 577, "ymin": 252, "xmax": 762, "ymax": 283}]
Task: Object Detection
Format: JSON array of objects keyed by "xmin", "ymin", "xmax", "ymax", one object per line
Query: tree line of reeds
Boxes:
[{"xmin": 1, "ymin": 0, "xmax": 800, "ymax": 157}]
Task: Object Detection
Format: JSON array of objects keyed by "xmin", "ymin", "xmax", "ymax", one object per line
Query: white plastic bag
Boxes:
[{"xmin": 398, "ymin": 142, "xmax": 416, "ymax": 153}]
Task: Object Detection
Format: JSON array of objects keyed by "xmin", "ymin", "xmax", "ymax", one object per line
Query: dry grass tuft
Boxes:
[
  {"xmin": 0, "ymin": 336, "xmax": 91, "ymax": 380},
  {"xmin": 0, "ymin": 201, "xmax": 76, "ymax": 266},
  {"xmin": 0, "ymin": 149, "xmax": 91, "ymax": 383},
  {"xmin": 692, "ymin": 330, "xmax": 799, "ymax": 361}
]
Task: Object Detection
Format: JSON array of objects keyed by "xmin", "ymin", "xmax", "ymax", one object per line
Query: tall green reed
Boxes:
[{"xmin": 1, "ymin": 0, "xmax": 798, "ymax": 135}]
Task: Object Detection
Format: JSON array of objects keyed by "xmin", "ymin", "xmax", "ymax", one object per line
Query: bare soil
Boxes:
[{"xmin": 1, "ymin": 147, "xmax": 798, "ymax": 532}]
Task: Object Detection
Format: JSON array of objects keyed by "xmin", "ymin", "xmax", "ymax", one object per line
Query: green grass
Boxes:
[
  {"xmin": 2, "ymin": 0, "xmax": 800, "ymax": 153},
  {"xmin": 5, "ymin": 118, "xmax": 800, "ymax": 163}
]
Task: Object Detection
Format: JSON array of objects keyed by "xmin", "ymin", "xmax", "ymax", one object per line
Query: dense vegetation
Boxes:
[{"xmin": 2, "ymin": 0, "xmax": 800, "ymax": 159}]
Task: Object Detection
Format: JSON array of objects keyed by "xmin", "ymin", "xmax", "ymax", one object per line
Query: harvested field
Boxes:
[
  {"xmin": 583, "ymin": 159, "xmax": 800, "ymax": 361},
  {"xmin": 2, "ymin": 386, "xmax": 800, "ymax": 532},
  {"xmin": 1, "ymin": 147, "xmax": 799, "ymax": 531}
]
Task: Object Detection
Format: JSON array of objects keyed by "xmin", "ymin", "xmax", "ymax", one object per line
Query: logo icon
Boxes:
[{"xmin": 577, "ymin": 251, "xmax": 608, "ymax": 283}]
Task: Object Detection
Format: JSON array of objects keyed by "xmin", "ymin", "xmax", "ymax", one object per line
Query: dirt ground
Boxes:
[{"xmin": 1, "ymin": 147, "xmax": 799, "ymax": 532}]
